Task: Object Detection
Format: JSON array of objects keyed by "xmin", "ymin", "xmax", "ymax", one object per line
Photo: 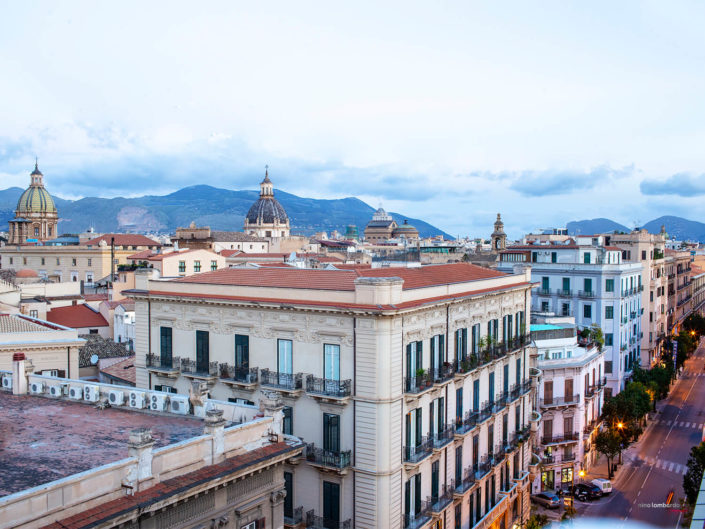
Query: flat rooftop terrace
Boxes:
[{"xmin": 0, "ymin": 391, "xmax": 204, "ymax": 497}]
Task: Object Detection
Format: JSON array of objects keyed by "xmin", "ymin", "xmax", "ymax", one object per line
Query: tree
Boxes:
[
  {"xmin": 526, "ymin": 514, "xmax": 549, "ymax": 529},
  {"xmin": 684, "ymin": 442, "xmax": 705, "ymax": 505},
  {"xmin": 595, "ymin": 430, "xmax": 622, "ymax": 479}
]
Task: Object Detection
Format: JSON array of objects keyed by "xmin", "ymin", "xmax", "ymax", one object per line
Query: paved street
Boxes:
[{"xmin": 575, "ymin": 338, "xmax": 705, "ymax": 528}]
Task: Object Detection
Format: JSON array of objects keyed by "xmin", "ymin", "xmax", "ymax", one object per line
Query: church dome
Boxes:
[
  {"xmin": 244, "ymin": 169, "xmax": 290, "ymax": 227},
  {"xmin": 16, "ymin": 163, "xmax": 56, "ymax": 215},
  {"xmin": 392, "ymin": 219, "xmax": 419, "ymax": 238}
]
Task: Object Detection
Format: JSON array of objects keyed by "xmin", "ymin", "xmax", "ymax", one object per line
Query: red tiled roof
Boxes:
[
  {"xmin": 84, "ymin": 234, "xmax": 161, "ymax": 247},
  {"xmin": 16, "ymin": 268, "xmax": 38, "ymax": 278},
  {"xmin": 174, "ymin": 262, "xmax": 506, "ymax": 291},
  {"xmin": 603, "ymin": 246, "xmax": 622, "ymax": 251},
  {"xmin": 147, "ymin": 249, "xmax": 202, "ymax": 261},
  {"xmin": 99, "ymin": 356, "xmax": 136, "ymax": 384},
  {"xmin": 40, "ymin": 442, "xmax": 299, "ymax": 529},
  {"xmin": 126, "ymin": 249, "xmax": 155, "ymax": 260},
  {"xmin": 219, "ymin": 249, "xmax": 243, "ymax": 257},
  {"xmin": 227, "ymin": 252, "xmax": 289, "ymax": 259},
  {"xmin": 46, "ymin": 304, "xmax": 109, "ymax": 328},
  {"xmin": 83, "ymin": 293, "xmax": 109, "ymax": 302}
]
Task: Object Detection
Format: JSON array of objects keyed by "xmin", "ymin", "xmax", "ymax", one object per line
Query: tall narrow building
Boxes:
[{"xmin": 8, "ymin": 162, "xmax": 59, "ymax": 244}]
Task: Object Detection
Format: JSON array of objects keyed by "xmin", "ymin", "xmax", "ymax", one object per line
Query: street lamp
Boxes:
[
  {"xmin": 617, "ymin": 422, "xmax": 624, "ymax": 465},
  {"xmin": 579, "ymin": 469, "xmax": 585, "ymax": 485}
]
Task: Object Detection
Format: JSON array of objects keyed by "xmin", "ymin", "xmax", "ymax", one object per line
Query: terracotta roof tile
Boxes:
[
  {"xmin": 99, "ymin": 356, "xmax": 136, "ymax": 384},
  {"xmin": 47, "ymin": 304, "xmax": 109, "ymax": 329},
  {"xmin": 84, "ymin": 234, "xmax": 161, "ymax": 247},
  {"xmin": 126, "ymin": 249, "xmax": 155, "ymax": 260}
]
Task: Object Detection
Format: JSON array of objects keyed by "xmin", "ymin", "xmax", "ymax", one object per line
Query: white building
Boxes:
[
  {"xmin": 530, "ymin": 321, "xmax": 605, "ymax": 493},
  {"xmin": 499, "ymin": 236, "xmax": 642, "ymax": 397},
  {"xmin": 113, "ymin": 300, "xmax": 135, "ymax": 351},
  {"xmin": 127, "ymin": 263, "xmax": 537, "ymax": 529}
]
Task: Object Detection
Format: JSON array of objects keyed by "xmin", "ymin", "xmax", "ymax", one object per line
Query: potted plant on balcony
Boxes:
[{"xmin": 415, "ymin": 368, "xmax": 428, "ymax": 390}]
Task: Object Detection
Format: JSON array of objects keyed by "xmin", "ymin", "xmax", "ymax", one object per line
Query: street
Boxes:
[{"xmin": 575, "ymin": 338, "xmax": 705, "ymax": 528}]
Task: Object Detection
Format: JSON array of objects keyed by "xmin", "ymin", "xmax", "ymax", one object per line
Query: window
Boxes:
[
  {"xmin": 323, "ymin": 413, "xmax": 340, "ymax": 452},
  {"xmin": 642, "ymin": 250, "xmax": 647, "ymax": 260},
  {"xmin": 605, "ymin": 361, "xmax": 613, "ymax": 374},
  {"xmin": 235, "ymin": 334, "xmax": 249, "ymax": 368},
  {"xmin": 562, "ymin": 277, "xmax": 570, "ymax": 293},
  {"xmin": 605, "ymin": 306, "xmax": 613, "ymax": 319},
  {"xmin": 34, "ymin": 227, "xmax": 39, "ymax": 236},
  {"xmin": 551, "ymin": 252, "xmax": 557, "ymax": 263},
  {"xmin": 178, "ymin": 261, "xmax": 186, "ymax": 273},
  {"xmin": 160, "ymin": 327, "xmax": 173, "ymax": 367},
  {"xmin": 532, "ymin": 252, "xmax": 537, "ymax": 262},
  {"xmin": 605, "ymin": 333, "xmax": 613, "ymax": 346},
  {"xmin": 196, "ymin": 330, "xmax": 209, "ymax": 373},
  {"xmin": 87, "ymin": 258, "xmax": 92, "ymax": 266},
  {"xmin": 41, "ymin": 257, "xmax": 45, "ymax": 265},
  {"xmin": 584, "ymin": 253, "xmax": 591, "ymax": 264},
  {"xmin": 193, "ymin": 260, "xmax": 201, "ymax": 272},
  {"xmin": 584, "ymin": 278, "xmax": 592, "ymax": 294},
  {"xmin": 48, "ymin": 227, "xmax": 52, "ymax": 236},
  {"xmin": 583, "ymin": 305, "xmax": 592, "ymax": 319},
  {"xmin": 8, "ymin": 257, "xmax": 12, "ymax": 265},
  {"xmin": 405, "ymin": 474, "xmax": 422, "ymax": 519},
  {"xmin": 456, "ymin": 387, "xmax": 463, "ymax": 424},
  {"xmin": 89, "ymin": 329, "xmax": 98, "ymax": 334},
  {"xmin": 23, "ymin": 257, "xmax": 27, "ymax": 265},
  {"xmin": 155, "ymin": 384, "xmax": 176, "ymax": 394},
  {"xmin": 278, "ymin": 339, "xmax": 293, "ymax": 374},
  {"xmin": 211, "ymin": 260, "xmax": 217, "ymax": 271},
  {"xmin": 284, "ymin": 472, "xmax": 294, "ymax": 519},
  {"xmin": 562, "ymin": 303, "xmax": 569, "ymax": 316},
  {"xmin": 29, "ymin": 310, "xmax": 38, "ymax": 318},
  {"xmin": 56, "ymin": 258, "xmax": 60, "ymax": 265},
  {"xmin": 541, "ymin": 301, "xmax": 549, "ymax": 312},
  {"xmin": 405, "ymin": 340, "xmax": 423, "ymax": 382},
  {"xmin": 541, "ymin": 277, "xmax": 549, "ymax": 291},
  {"xmin": 430, "ymin": 334, "xmax": 445, "ymax": 374},
  {"xmin": 72, "ymin": 258, "xmax": 77, "ymax": 266},
  {"xmin": 324, "ymin": 343, "xmax": 340, "ymax": 381},
  {"xmin": 283, "ymin": 406, "xmax": 293, "ymax": 435},
  {"xmin": 455, "ymin": 328, "xmax": 467, "ymax": 362}
]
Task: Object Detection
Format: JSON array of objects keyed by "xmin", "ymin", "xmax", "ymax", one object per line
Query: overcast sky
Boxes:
[{"xmin": 1, "ymin": 1, "xmax": 704, "ymax": 238}]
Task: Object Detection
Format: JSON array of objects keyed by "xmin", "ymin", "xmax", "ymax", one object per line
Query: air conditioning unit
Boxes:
[
  {"xmin": 84, "ymin": 384, "xmax": 100, "ymax": 402},
  {"xmin": 69, "ymin": 386, "xmax": 83, "ymax": 400},
  {"xmin": 169, "ymin": 395, "xmax": 189, "ymax": 415},
  {"xmin": 150, "ymin": 393, "xmax": 168, "ymax": 412},
  {"xmin": 30, "ymin": 382, "xmax": 44, "ymax": 394},
  {"xmin": 2, "ymin": 376, "xmax": 12, "ymax": 389},
  {"xmin": 109, "ymin": 389, "xmax": 125, "ymax": 406},
  {"xmin": 49, "ymin": 385, "xmax": 63, "ymax": 397},
  {"xmin": 128, "ymin": 390, "xmax": 146, "ymax": 409}
]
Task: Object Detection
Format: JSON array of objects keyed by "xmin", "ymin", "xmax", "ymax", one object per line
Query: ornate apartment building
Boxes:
[
  {"xmin": 530, "ymin": 322, "xmax": 605, "ymax": 493},
  {"xmin": 128, "ymin": 262, "xmax": 537, "ymax": 529},
  {"xmin": 498, "ymin": 236, "xmax": 642, "ymax": 397}
]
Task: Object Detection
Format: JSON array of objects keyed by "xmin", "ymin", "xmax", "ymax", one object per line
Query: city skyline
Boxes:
[{"xmin": 1, "ymin": 2, "xmax": 705, "ymax": 236}]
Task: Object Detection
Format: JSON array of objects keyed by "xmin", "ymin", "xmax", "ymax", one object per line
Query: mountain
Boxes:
[
  {"xmin": 566, "ymin": 218, "xmax": 630, "ymax": 235},
  {"xmin": 568, "ymin": 216, "xmax": 705, "ymax": 242},
  {"xmin": 0, "ymin": 185, "xmax": 452, "ymax": 239}
]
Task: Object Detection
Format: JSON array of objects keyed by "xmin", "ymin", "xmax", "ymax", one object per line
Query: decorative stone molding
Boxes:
[{"xmin": 270, "ymin": 488, "xmax": 286, "ymax": 506}]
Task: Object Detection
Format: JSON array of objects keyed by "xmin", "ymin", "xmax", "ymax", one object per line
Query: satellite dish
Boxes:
[{"xmin": 90, "ymin": 354, "xmax": 99, "ymax": 365}]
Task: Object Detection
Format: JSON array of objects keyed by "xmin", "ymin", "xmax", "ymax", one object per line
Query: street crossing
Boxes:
[
  {"xmin": 641, "ymin": 456, "xmax": 688, "ymax": 475},
  {"xmin": 650, "ymin": 419, "xmax": 703, "ymax": 429}
]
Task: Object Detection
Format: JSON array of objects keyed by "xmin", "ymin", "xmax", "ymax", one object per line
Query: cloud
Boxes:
[
  {"xmin": 509, "ymin": 164, "xmax": 634, "ymax": 197},
  {"xmin": 640, "ymin": 172, "xmax": 705, "ymax": 197}
]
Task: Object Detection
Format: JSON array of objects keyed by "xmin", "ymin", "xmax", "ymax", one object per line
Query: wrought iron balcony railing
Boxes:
[
  {"xmin": 429, "ymin": 486, "xmax": 454, "ymax": 513},
  {"xmin": 405, "ymin": 371, "xmax": 433, "ymax": 394},
  {"xmin": 540, "ymin": 394, "xmax": 580, "ymax": 407},
  {"xmin": 455, "ymin": 410, "xmax": 479, "ymax": 435},
  {"xmin": 219, "ymin": 364, "xmax": 258, "ymax": 384},
  {"xmin": 401, "ymin": 501, "xmax": 431, "ymax": 529},
  {"xmin": 453, "ymin": 467, "xmax": 476, "ymax": 494},
  {"xmin": 305, "ymin": 376, "xmax": 352, "ymax": 398},
  {"xmin": 404, "ymin": 436, "xmax": 433, "ymax": 463},
  {"xmin": 180, "ymin": 358, "xmax": 218, "ymax": 377},
  {"xmin": 305, "ymin": 510, "xmax": 352, "ymax": 529},
  {"xmin": 146, "ymin": 353, "xmax": 180, "ymax": 371},
  {"xmin": 431, "ymin": 364, "xmax": 455, "ymax": 384},
  {"xmin": 305, "ymin": 443, "xmax": 351, "ymax": 470},
  {"xmin": 285, "ymin": 506, "xmax": 304, "ymax": 526},
  {"xmin": 431, "ymin": 425, "xmax": 455, "ymax": 449},
  {"xmin": 260, "ymin": 369, "xmax": 303, "ymax": 391}
]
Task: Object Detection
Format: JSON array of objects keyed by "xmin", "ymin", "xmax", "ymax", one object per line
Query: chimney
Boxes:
[{"xmin": 12, "ymin": 352, "xmax": 28, "ymax": 396}]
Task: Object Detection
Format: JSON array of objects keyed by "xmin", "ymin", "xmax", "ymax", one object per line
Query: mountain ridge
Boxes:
[
  {"xmin": 0, "ymin": 185, "xmax": 452, "ymax": 239},
  {"xmin": 567, "ymin": 216, "xmax": 705, "ymax": 242}
]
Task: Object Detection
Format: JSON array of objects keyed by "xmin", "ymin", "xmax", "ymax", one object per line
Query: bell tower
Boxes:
[{"xmin": 491, "ymin": 213, "xmax": 507, "ymax": 253}]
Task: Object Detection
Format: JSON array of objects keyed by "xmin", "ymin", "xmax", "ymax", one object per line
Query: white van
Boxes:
[{"xmin": 591, "ymin": 478, "xmax": 612, "ymax": 495}]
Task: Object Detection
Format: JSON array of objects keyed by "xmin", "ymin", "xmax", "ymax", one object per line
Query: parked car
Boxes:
[
  {"xmin": 531, "ymin": 491, "xmax": 561, "ymax": 509},
  {"xmin": 571, "ymin": 483, "xmax": 603, "ymax": 501},
  {"xmin": 591, "ymin": 478, "xmax": 613, "ymax": 495}
]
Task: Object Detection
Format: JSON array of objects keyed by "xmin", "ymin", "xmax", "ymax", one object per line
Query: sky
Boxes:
[{"xmin": 1, "ymin": 1, "xmax": 705, "ymax": 238}]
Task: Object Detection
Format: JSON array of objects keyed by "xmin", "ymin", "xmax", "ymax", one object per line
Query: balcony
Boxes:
[
  {"xmin": 541, "ymin": 432, "xmax": 579, "ymax": 445},
  {"xmin": 431, "ymin": 364, "xmax": 455, "ymax": 385},
  {"xmin": 508, "ymin": 383, "xmax": 521, "ymax": 402},
  {"xmin": 260, "ymin": 369, "xmax": 304, "ymax": 395},
  {"xmin": 404, "ymin": 437, "xmax": 433, "ymax": 465},
  {"xmin": 401, "ymin": 501, "xmax": 431, "ymax": 529},
  {"xmin": 492, "ymin": 444, "xmax": 506, "ymax": 464},
  {"xmin": 305, "ymin": 443, "xmax": 352, "ymax": 473},
  {"xmin": 478, "ymin": 401, "xmax": 493, "ymax": 423},
  {"xmin": 537, "ymin": 287, "xmax": 551, "ymax": 296},
  {"xmin": 583, "ymin": 419, "xmax": 601, "ymax": 434},
  {"xmin": 218, "ymin": 364, "xmax": 258, "ymax": 389},
  {"xmin": 540, "ymin": 394, "xmax": 580, "ymax": 408},
  {"xmin": 405, "ymin": 371, "xmax": 433, "ymax": 396},
  {"xmin": 557, "ymin": 289, "xmax": 573, "ymax": 297},
  {"xmin": 180, "ymin": 358, "xmax": 219, "ymax": 381},
  {"xmin": 493, "ymin": 392, "xmax": 508, "ymax": 413},
  {"xmin": 431, "ymin": 425, "xmax": 455, "ymax": 450},
  {"xmin": 145, "ymin": 353, "xmax": 180, "ymax": 378},
  {"xmin": 596, "ymin": 376, "xmax": 607, "ymax": 388},
  {"xmin": 578, "ymin": 290, "xmax": 595, "ymax": 299},
  {"xmin": 285, "ymin": 506, "xmax": 304, "ymax": 528},
  {"xmin": 529, "ymin": 367, "xmax": 542, "ymax": 378},
  {"xmin": 584, "ymin": 386, "xmax": 595, "ymax": 398},
  {"xmin": 429, "ymin": 486, "xmax": 454, "ymax": 513},
  {"xmin": 453, "ymin": 467, "xmax": 476, "ymax": 496},
  {"xmin": 305, "ymin": 376, "xmax": 352, "ymax": 403},
  {"xmin": 475, "ymin": 456, "xmax": 492, "ymax": 479},
  {"xmin": 305, "ymin": 510, "xmax": 351, "ymax": 529},
  {"xmin": 455, "ymin": 410, "xmax": 479, "ymax": 436}
]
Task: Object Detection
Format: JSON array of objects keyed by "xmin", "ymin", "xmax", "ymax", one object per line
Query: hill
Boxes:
[
  {"xmin": 568, "ymin": 216, "xmax": 705, "ymax": 242},
  {"xmin": 566, "ymin": 218, "xmax": 630, "ymax": 235},
  {"xmin": 0, "ymin": 185, "xmax": 452, "ymax": 239}
]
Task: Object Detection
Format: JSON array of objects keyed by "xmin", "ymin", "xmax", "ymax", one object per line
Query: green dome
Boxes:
[{"xmin": 17, "ymin": 185, "xmax": 56, "ymax": 214}]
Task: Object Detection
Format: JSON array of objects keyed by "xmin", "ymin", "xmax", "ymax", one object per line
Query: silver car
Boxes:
[{"xmin": 531, "ymin": 491, "xmax": 561, "ymax": 509}]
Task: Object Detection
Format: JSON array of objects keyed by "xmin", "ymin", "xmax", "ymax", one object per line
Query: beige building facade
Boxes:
[{"xmin": 128, "ymin": 263, "xmax": 536, "ymax": 529}]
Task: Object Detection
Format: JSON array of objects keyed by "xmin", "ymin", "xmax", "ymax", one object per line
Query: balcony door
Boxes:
[
  {"xmin": 565, "ymin": 378, "xmax": 574, "ymax": 401},
  {"xmin": 160, "ymin": 326, "xmax": 172, "ymax": 368},
  {"xmin": 235, "ymin": 334, "xmax": 249, "ymax": 369},
  {"xmin": 406, "ymin": 341, "xmax": 422, "ymax": 380},
  {"xmin": 278, "ymin": 339, "xmax": 293, "ymax": 386},
  {"xmin": 323, "ymin": 481, "xmax": 340, "ymax": 527},
  {"xmin": 430, "ymin": 334, "xmax": 444, "ymax": 374},
  {"xmin": 405, "ymin": 474, "xmax": 422, "ymax": 519},
  {"xmin": 323, "ymin": 413, "xmax": 340, "ymax": 453},
  {"xmin": 431, "ymin": 460, "xmax": 440, "ymax": 500},
  {"xmin": 324, "ymin": 343, "xmax": 340, "ymax": 394},
  {"xmin": 196, "ymin": 330, "xmax": 209, "ymax": 373},
  {"xmin": 544, "ymin": 380, "xmax": 553, "ymax": 405}
]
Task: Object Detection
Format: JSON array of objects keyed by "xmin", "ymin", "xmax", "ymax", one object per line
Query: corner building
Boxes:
[{"xmin": 128, "ymin": 263, "xmax": 536, "ymax": 529}]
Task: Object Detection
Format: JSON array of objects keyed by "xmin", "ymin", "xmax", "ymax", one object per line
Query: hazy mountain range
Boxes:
[
  {"xmin": 567, "ymin": 216, "xmax": 705, "ymax": 242},
  {"xmin": 0, "ymin": 185, "xmax": 452, "ymax": 239}
]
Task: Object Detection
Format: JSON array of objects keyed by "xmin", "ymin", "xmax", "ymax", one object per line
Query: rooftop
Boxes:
[
  {"xmin": 174, "ymin": 262, "xmax": 506, "ymax": 291},
  {"xmin": 46, "ymin": 304, "xmax": 109, "ymax": 329},
  {"xmin": 0, "ymin": 313, "xmax": 67, "ymax": 334},
  {"xmin": 99, "ymin": 356, "xmax": 136, "ymax": 384},
  {"xmin": 78, "ymin": 334, "xmax": 130, "ymax": 367},
  {"xmin": 0, "ymin": 391, "xmax": 203, "ymax": 497},
  {"xmin": 83, "ymin": 234, "xmax": 161, "ymax": 248}
]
